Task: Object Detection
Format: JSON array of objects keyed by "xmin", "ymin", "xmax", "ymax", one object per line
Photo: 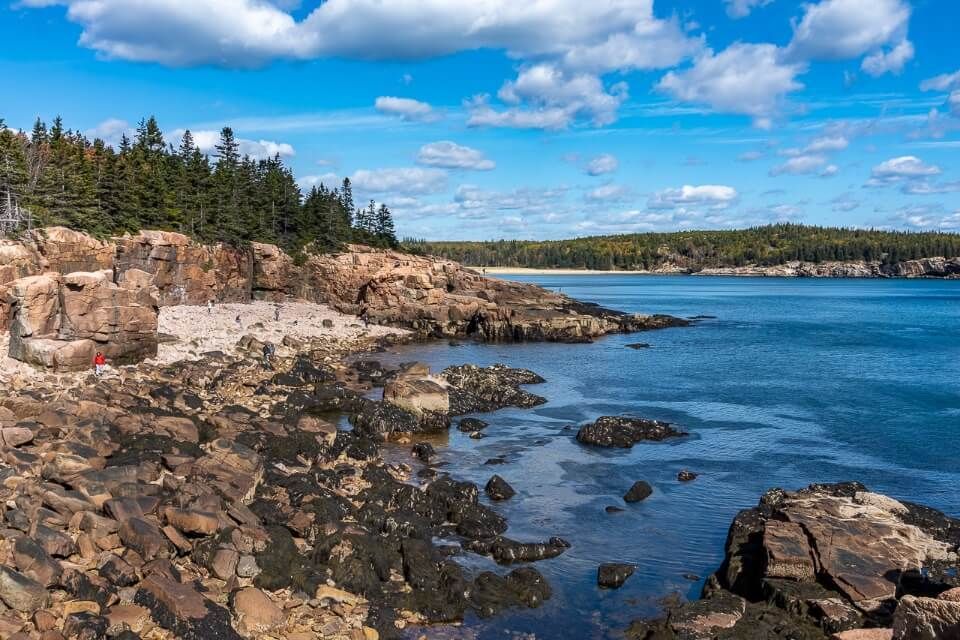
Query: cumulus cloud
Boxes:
[
  {"xmin": 176, "ymin": 129, "xmax": 295, "ymax": 159},
  {"xmin": 585, "ymin": 154, "xmax": 619, "ymax": 176},
  {"xmin": 18, "ymin": 0, "xmax": 701, "ymax": 71},
  {"xmin": 724, "ymin": 0, "xmax": 773, "ymax": 19},
  {"xmin": 648, "ymin": 184, "xmax": 738, "ymax": 210},
  {"xmin": 656, "ymin": 43, "xmax": 804, "ymax": 128},
  {"xmin": 785, "ymin": 0, "xmax": 912, "ymax": 68},
  {"xmin": 415, "ymin": 141, "xmax": 495, "ymax": 171},
  {"xmin": 861, "ymin": 38, "xmax": 914, "ymax": 76},
  {"xmin": 84, "ymin": 118, "xmax": 133, "ymax": 147},
  {"xmin": 804, "ymin": 135, "xmax": 849, "ymax": 153},
  {"xmin": 374, "ymin": 96, "xmax": 438, "ymax": 122},
  {"xmin": 770, "ymin": 154, "xmax": 828, "ymax": 176},
  {"xmin": 866, "ymin": 155, "xmax": 941, "ymax": 187},
  {"xmin": 350, "ymin": 167, "xmax": 448, "ymax": 195},
  {"xmin": 468, "ymin": 64, "xmax": 629, "ymax": 129}
]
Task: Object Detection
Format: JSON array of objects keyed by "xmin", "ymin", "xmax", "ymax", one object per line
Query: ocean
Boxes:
[{"xmin": 374, "ymin": 275, "xmax": 960, "ymax": 639}]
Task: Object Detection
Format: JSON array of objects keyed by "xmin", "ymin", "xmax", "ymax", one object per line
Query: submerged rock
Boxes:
[
  {"xmin": 484, "ymin": 475, "xmax": 516, "ymax": 501},
  {"xmin": 577, "ymin": 416, "xmax": 686, "ymax": 448},
  {"xmin": 598, "ymin": 563, "xmax": 635, "ymax": 589},
  {"xmin": 624, "ymin": 481, "xmax": 654, "ymax": 503}
]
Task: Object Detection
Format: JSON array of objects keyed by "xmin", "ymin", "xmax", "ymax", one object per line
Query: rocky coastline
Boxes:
[{"xmin": 0, "ymin": 228, "xmax": 957, "ymax": 640}]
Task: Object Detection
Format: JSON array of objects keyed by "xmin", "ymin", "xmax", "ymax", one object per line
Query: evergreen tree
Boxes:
[{"xmin": 375, "ymin": 203, "xmax": 397, "ymax": 248}]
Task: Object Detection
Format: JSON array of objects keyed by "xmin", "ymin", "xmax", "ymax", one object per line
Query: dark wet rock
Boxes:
[
  {"xmin": 485, "ymin": 475, "xmax": 516, "ymax": 501},
  {"xmin": 400, "ymin": 538, "xmax": 468, "ymax": 623},
  {"xmin": 605, "ymin": 506, "xmax": 625, "ymax": 514},
  {"xmin": 598, "ymin": 563, "xmax": 635, "ymax": 589},
  {"xmin": 624, "ymin": 481, "xmax": 653, "ymax": 503},
  {"xmin": 351, "ymin": 399, "xmax": 450, "ymax": 438},
  {"xmin": 457, "ymin": 418, "xmax": 488, "ymax": 432},
  {"xmin": 469, "ymin": 431, "xmax": 485, "ymax": 440},
  {"xmin": 626, "ymin": 343, "xmax": 651, "ymax": 349},
  {"xmin": 577, "ymin": 416, "xmax": 685, "ymax": 448},
  {"xmin": 469, "ymin": 567, "xmax": 552, "ymax": 618},
  {"xmin": 441, "ymin": 364, "xmax": 546, "ymax": 415},
  {"xmin": 678, "ymin": 470, "xmax": 698, "ymax": 482},
  {"xmin": 353, "ymin": 359, "xmax": 392, "ymax": 385},
  {"xmin": 468, "ymin": 536, "xmax": 570, "ymax": 565},
  {"xmin": 412, "ymin": 442, "xmax": 436, "ymax": 461},
  {"xmin": 484, "ymin": 457, "xmax": 507, "ymax": 465}
]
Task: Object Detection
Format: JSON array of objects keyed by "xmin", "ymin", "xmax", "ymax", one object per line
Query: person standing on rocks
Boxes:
[
  {"xmin": 208, "ymin": 299, "xmax": 213, "ymax": 314},
  {"xmin": 93, "ymin": 351, "xmax": 107, "ymax": 376},
  {"xmin": 274, "ymin": 304, "xmax": 281, "ymax": 322},
  {"xmin": 262, "ymin": 342, "xmax": 275, "ymax": 370}
]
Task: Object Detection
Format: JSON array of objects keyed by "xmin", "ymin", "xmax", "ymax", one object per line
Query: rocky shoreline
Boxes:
[{"xmin": 1, "ymin": 228, "xmax": 957, "ymax": 640}]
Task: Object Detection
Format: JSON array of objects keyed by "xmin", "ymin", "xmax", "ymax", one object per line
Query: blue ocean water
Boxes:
[{"xmin": 377, "ymin": 276, "xmax": 960, "ymax": 639}]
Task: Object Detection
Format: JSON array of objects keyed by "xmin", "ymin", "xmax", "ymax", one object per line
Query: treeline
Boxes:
[
  {"xmin": 0, "ymin": 115, "xmax": 397, "ymax": 253},
  {"xmin": 408, "ymin": 224, "xmax": 960, "ymax": 270}
]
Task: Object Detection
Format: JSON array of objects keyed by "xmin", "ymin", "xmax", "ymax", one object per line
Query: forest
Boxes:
[
  {"xmin": 408, "ymin": 224, "xmax": 960, "ymax": 270},
  {"xmin": 0, "ymin": 115, "xmax": 397, "ymax": 253}
]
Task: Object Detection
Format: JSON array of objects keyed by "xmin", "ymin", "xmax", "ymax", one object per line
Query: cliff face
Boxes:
[{"xmin": 1, "ymin": 228, "xmax": 677, "ymax": 347}]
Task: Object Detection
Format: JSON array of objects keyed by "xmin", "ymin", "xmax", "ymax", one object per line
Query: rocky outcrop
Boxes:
[
  {"xmin": 5, "ymin": 269, "xmax": 158, "ymax": 370},
  {"xmin": 2, "ymin": 229, "xmax": 689, "ymax": 345},
  {"xmin": 576, "ymin": 416, "xmax": 686, "ymax": 448},
  {"xmin": 628, "ymin": 482, "xmax": 960, "ymax": 639},
  {"xmin": 300, "ymin": 245, "xmax": 689, "ymax": 342},
  {"xmin": 114, "ymin": 230, "xmax": 252, "ymax": 305}
]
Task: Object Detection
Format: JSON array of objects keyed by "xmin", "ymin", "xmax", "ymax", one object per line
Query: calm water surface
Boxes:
[{"xmin": 373, "ymin": 276, "xmax": 960, "ymax": 639}]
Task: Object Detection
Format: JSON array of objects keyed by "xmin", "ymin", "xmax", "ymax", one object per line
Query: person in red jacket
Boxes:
[{"xmin": 94, "ymin": 352, "xmax": 106, "ymax": 376}]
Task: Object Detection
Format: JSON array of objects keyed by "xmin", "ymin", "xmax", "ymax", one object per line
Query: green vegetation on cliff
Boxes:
[
  {"xmin": 407, "ymin": 224, "xmax": 960, "ymax": 270},
  {"xmin": 0, "ymin": 115, "xmax": 397, "ymax": 252}
]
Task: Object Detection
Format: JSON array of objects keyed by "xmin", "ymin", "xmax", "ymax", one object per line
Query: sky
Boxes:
[{"xmin": 1, "ymin": 0, "xmax": 959, "ymax": 241}]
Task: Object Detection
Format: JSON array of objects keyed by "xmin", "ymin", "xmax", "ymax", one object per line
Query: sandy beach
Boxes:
[{"xmin": 0, "ymin": 300, "xmax": 406, "ymax": 386}]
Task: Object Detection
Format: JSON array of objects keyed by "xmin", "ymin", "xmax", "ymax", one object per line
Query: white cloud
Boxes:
[
  {"xmin": 585, "ymin": 154, "xmax": 619, "ymax": 176},
  {"xmin": 586, "ymin": 184, "xmax": 630, "ymax": 202},
  {"xmin": 84, "ymin": 118, "xmax": 132, "ymax": 147},
  {"xmin": 889, "ymin": 206, "xmax": 960, "ymax": 231},
  {"xmin": 861, "ymin": 38, "xmax": 914, "ymax": 77},
  {"xmin": 804, "ymin": 135, "xmax": 849, "ymax": 153},
  {"xmin": 724, "ymin": 0, "xmax": 773, "ymax": 19},
  {"xmin": 920, "ymin": 70, "xmax": 960, "ymax": 93},
  {"xmin": 656, "ymin": 43, "xmax": 804, "ymax": 127},
  {"xmin": 21, "ymin": 0, "xmax": 700, "ymax": 73},
  {"xmin": 416, "ymin": 141, "xmax": 495, "ymax": 171},
  {"xmin": 867, "ymin": 155, "xmax": 941, "ymax": 186},
  {"xmin": 468, "ymin": 64, "xmax": 629, "ymax": 129},
  {"xmin": 785, "ymin": 0, "xmax": 911, "ymax": 64},
  {"xmin": 350, "ymin": 167, "xmax": 448, "ymax": 195},
  {"xmin": 297, "ymin": 172, "xmax": 340, "ymax": 190},
  {"xmin": 374, "ymin": 96, "xmax": 438, "ymax": 122},
  {"xmin": 176, "ymin": 129, "xmax": 296, "ymax": 159},
  {"xmin": 770, "ymin": 154, "xmax": 828, "ymax": 176},
  {"xmin": 648, "ymin": 184, "xmax": 738, "ymax": 210}
]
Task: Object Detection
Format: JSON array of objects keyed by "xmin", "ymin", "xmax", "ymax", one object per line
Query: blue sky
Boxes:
[{"xmin": 2, "ymin": 0, "xmax": 959, "ymax": 240}]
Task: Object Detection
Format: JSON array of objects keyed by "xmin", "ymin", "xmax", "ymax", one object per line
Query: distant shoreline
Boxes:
[{"xmin": 471, "ymin": 267, "xmax": 664, "ymax": 275}]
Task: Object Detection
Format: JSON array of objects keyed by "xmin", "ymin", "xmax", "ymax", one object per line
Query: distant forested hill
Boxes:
[{"xmin": 407, "ymin": 224, "xmax": 960, "ymax": 270}]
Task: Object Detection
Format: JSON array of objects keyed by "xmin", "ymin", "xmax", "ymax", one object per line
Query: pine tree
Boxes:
[{"xmin": 375, "ymin": 203, "xmax": 397, "ymax": 248}]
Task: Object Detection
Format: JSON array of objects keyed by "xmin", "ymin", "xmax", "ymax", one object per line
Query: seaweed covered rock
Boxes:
[
  {"xmin": 577, "ymin": 416, "xmax": 686, "ymax": 448},
  {"xmin": 441, "ymin": 364, "xmax": 547, "ymax": 415}
]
